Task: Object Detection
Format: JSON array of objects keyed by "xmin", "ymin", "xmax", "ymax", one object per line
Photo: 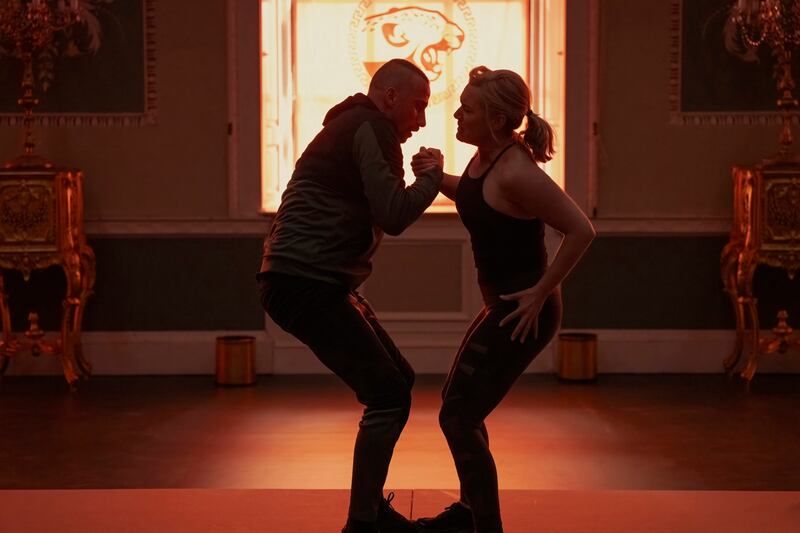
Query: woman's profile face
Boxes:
[{"xmin": 453, "ymin": 84, "xmax": 488, "ymax": 146}]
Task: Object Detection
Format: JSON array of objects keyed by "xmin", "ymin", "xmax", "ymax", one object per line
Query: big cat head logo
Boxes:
[
  {"xmin": 362, "ymin": 7, "xmax": 464, "ymax": 82},
  {"xmin": 349, "ymin": 2, "xmax": 477, "ymax": 105}
]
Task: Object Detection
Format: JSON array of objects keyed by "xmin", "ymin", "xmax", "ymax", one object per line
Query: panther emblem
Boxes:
[{"xmin": 361, "ymin": 7, "xmax": 465, "ymax": 82}]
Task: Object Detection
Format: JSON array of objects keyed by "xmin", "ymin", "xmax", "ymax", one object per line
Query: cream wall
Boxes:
[
  {"xmin": 597, "ymin": 0, "xmax": 780, "ymax": 220},
  {"xmin": 0, "ymin": 0, "xmax": 230, "ymax": 221},
  {"xmin": 0, "ymin": 0, "xmax": 784, "ymax": 224},
  {"xmin": 4, "ymin": 0, "xmax": 797, "ymax": 377}
]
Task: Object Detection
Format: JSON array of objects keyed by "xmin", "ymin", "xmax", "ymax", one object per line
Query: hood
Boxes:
[{"xmin": 322, "ymin": 93, "xmax": 379, "ymax": 126}]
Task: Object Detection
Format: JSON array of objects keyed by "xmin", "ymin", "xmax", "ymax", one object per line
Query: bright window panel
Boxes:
[{"xmin": 261, "ymin": 0, "xmax": 564, "ymax": 213}]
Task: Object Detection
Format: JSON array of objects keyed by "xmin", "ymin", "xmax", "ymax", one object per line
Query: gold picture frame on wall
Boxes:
[
  {"xmin": 670, "ymin": 0, "xmax": 793, "ymax": 126},
  {"xmin": 0, "ymin": 0, "xmax": 156, "ymax": 127}
]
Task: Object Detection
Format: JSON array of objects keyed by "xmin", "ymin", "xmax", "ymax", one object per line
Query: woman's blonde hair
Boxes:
[{"xmin": 467, "ymin": 66, "xmax": 555, "ymax": 163}]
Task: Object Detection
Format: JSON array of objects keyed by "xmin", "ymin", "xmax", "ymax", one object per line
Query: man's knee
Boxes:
[
  {"xmin": 402, "ymin": 363, "xmax": 416, "ymax": 390},
  {"xmin": 364, "ymin": 366, "xmax": 412, "ymax": 402},
  {"xmin": 384, "ymin": 385, "xmax": 411, "ymax": 415},
  {"xmin": 360, "ymin": 389, "xmax": 411, "ymax": 431}
]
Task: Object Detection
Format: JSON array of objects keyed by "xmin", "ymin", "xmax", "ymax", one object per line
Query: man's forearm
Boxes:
[
  {"xmin": 372, "ymin": 167, "xmax": 442, "ymax": 235},
  {"xmin": 354, "ymin": 121, "xmax": 442, "ymax": 234}
]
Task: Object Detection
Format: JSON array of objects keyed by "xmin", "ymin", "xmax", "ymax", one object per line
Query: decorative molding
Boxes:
[
  {"xmin": 82, "ymin": 215, "xmax": 466, "ymax": 238},
  {"xmin": 668, "ymin": 0, "xmax": 789, "ymax": 127},
  {"xmin": 83, "ymin": 216, "xmax": 730, "ymax": 237},
  {"xmin": 227, "ymin": 0, "xmax": 240, "ymax": 218},
  {"xmin": 591, "ymin": 217, "xmax": 730, "ymax": 235},
  {"xmin": 5, "ymin": 329, "xmax": 799, "ymax": 377},
  {"xmin": 0, "ymin": 0, "xmax": 157, "ymax": 127},
  {"xmin": 84, "ymin": 218, "xmax": 268, "ymax": 236},
  {"xmin": 227, "ymin": 0, "xmax": 263, "ymax": 220},
  {"xmin": 361, "ymin": 235, "xmax": 479, "ymax": 322}
]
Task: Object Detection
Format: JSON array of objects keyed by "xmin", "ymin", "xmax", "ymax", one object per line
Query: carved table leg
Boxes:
[
  {"xmin": 59, "ymin": 255, "xmax": 83, "ymax": 390},
  {"xmin": 72, "ymin": 245, "xmax": 95, "ymax": 378},
  {"xmin": 737, "ymin": 252, "xmax": 760, "ymax": 383},
  {"xmin": 59, "ymin": 299, "xmax": 80, "ymax": 391},
  {"xmin": 74, "ymin": 341, "xmax": 90, "ymax": 378},
  {"xmin": 721, "ymin": 245, "xmax": 744, "ymax": 373},
  {"xmin": 724, "ymin": 296, "xmax": 747, "ymax": 373},
  {"xmin": 0, "ymin": 273, "xmax": 12, "ymax": 377},
  {"xmin": 742, "ymin": 297, "xmax": 761, "ymax": 382}
]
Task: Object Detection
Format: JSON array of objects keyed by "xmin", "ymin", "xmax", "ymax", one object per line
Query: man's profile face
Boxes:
[{"xmin": 388, "ymin": 76, "xmax": 430, "ymax": 143}]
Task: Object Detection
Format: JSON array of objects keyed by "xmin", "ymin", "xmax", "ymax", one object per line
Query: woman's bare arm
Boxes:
[
  {"xmin": 438, "ymin": 172, "xmax": 460, "ymax": 201},
  {"xmin": 496, "ymin": 162, "xmax": 596, "ymax": 341}
]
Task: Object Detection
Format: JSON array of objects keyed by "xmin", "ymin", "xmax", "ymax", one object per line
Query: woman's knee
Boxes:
[{"xmin": 439, "ymin": 404, "xmax": 468, "ymax": 439}]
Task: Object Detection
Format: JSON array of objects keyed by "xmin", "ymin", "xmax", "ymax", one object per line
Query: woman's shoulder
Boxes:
[{"xmin": 495, "ymin": 145, "xmax": 547, "ymax": 187}]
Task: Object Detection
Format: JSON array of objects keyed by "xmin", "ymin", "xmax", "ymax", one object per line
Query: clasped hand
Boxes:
[{"xmin": 411, "ymin": 146, "xmax": 443, "ymax": 177}]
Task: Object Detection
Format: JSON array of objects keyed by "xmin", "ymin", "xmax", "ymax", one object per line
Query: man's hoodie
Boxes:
[{"xmin": 260, "ymin": 93, "xmax": 442, "ymax": 289}]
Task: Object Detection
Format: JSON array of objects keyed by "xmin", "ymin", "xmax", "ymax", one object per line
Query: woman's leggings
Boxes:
[{"xmin": 439, "ymin": 291, "xmax": 562, "ymax": 533}]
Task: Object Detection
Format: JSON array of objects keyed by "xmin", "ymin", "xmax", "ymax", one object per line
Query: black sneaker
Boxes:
[
  {"xmin": 414, "ymin": 501, "xmax": 474, "ymax": 532},
  {"xmin": 377, "ymin": 492, "xmax": 416, "ymax": 532}
]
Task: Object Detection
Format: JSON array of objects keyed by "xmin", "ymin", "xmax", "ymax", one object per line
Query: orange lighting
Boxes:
[{"xmin": 261, "ymin": 0, "xmax": 565, "ymax": 213}]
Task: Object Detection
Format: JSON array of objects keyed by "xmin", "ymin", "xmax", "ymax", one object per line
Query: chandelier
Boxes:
[
  {"xmin": 0, "ymin": 0, "xmax": 81, "ymax": 167},
  {"xmin": 730, "ymin": 0, "xmax": 800, "ymax": 156}
]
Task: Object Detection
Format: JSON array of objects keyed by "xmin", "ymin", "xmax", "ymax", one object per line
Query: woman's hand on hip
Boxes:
[{"xmin": 498, "ymin": 285, "xmax": 554, "ymax": 343}]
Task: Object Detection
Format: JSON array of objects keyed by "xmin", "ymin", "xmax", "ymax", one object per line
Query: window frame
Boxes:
[
  {"xmin": 257, "ymin": 0, "xmax": 570, "ymax": 214},
  {"xmin": 227, "ymin": 0, "xmax": 598, "ymax": 223}
]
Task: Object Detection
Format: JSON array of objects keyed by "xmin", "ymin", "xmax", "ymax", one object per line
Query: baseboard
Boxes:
[
  {"xmin": 4, "ymin": 329, "xmax": 800, "ymax": 376},
  {"xmin": 4, "ymin": 331, "xmax": 273, "ymax": 377},
  {"xmin": 268, "ymin": 328, "xmax": 800, "ymax": 375}
]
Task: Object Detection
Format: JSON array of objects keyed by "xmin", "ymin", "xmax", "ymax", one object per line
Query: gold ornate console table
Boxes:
[
  {"xmin": 0, "ymin": 165, "xmax": 95, "ymax": 389},
  {"xmin": 721, "ymin": 158, "xmax": 800, "ymax": 382}
]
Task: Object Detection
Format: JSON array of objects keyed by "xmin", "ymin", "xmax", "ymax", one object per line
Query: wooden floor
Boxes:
[
  {"xmin": 3, "ymin": 488, "xmax": 799, "ymax": 533},
  {"xmin": 1, "ymin": 373, "xmax": 799, "ymax": 492}
]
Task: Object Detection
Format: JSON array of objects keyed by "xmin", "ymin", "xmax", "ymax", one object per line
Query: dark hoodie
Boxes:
[{"xmin": 260, "ymin": 93, "xmax": 442, "ymax": 289}]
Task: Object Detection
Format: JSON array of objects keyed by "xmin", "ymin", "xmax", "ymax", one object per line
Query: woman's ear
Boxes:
[{"xmin": 491, "ymin": 113, "xmax": 507, "ymax": 132}]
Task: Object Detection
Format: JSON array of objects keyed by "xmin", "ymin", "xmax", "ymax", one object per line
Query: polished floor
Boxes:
[
  {"xmin": 1, "ymin": 374, "xmax": 799, "ymax": 491},
  {"xmin": 4, "ymin": 489, "xmax": 799, "ymax": 533}
]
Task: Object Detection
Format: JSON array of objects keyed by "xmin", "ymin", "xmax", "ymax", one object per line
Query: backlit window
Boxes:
[{"xmin": 261, "ymin": 0, "xmax": 564, "ymax": 213}]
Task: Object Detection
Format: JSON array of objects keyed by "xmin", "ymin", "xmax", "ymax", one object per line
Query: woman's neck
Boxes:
[{"xmin": 476, "ymin": 135, "xmax": 515, "ymax": 166}]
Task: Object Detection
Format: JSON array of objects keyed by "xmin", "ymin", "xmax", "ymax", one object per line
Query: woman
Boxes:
[{"xmin": 410, "ymin": 66, "xmax": 595, "ymax": 533}]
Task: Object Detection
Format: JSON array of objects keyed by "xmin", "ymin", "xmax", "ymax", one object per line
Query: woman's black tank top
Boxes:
[{"xmin": 455, "ymin": 144, "xmax": 547, "ymax": 303}]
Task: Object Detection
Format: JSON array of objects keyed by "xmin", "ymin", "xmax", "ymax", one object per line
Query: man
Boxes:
[{"xmin": 257, "ymin": 59, "xmax": 442, "ymax": 533}]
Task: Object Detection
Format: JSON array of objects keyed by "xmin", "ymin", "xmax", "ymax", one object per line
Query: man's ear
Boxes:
[{"xmin": 384, "ymin": 86, "xmax": 398, "ymax": 109}]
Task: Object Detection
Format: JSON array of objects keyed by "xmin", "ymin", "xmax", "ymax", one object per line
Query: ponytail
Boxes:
[
  {"xmin": 468, "ymin": 66, "xmax": 555, "ymax": 163},
  {"xmin": 522, "ymin": 111, "xmax": 555, "ymax": 163}
]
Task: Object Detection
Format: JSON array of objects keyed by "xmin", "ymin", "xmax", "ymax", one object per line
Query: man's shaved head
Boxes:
[
  {"xmin": 367, "ymin": 58, "xmax": 430, "ymax": 143},
  {"xmin": 368, "ymin": 59, "xmax": 428, "ymax": 94}
]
